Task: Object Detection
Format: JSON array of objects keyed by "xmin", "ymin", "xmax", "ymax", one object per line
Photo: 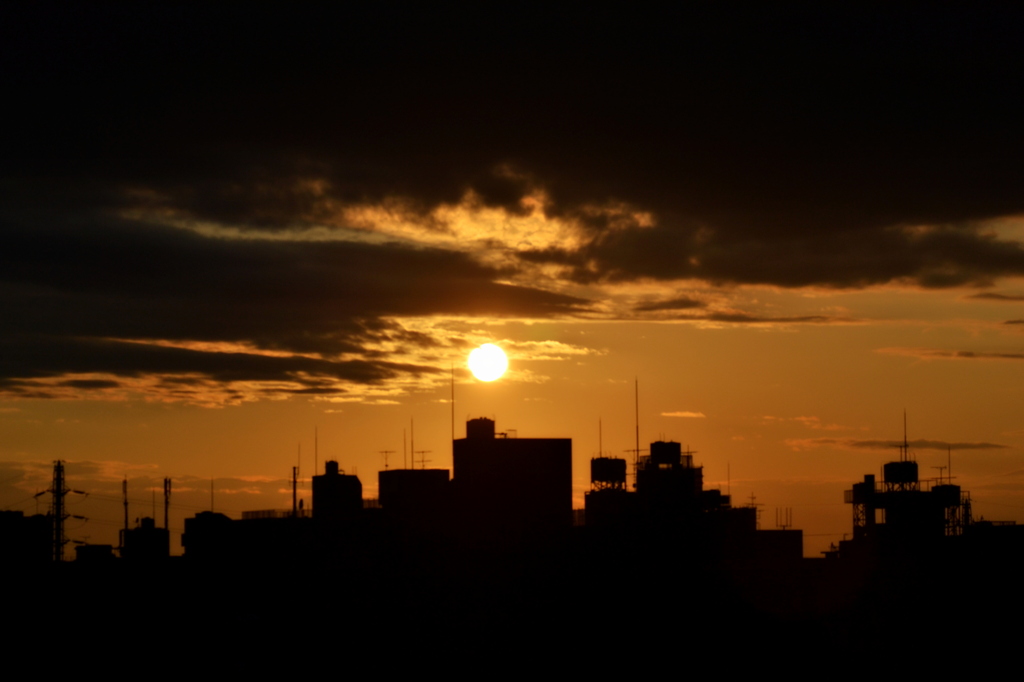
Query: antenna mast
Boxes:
[
  {"xmin": 901, "ymin": 409, "xmax": 909, "ymax": 461},
  {"xmin": 122, "ymin": 476, "xmax": 128, "ymax": 540},
  {"xmin": 451, "ymin": 362, "xmax": 456, "ymax": 450},
  {"xmin": 634, "ymin": 378, "xmax": 640, "ymax": 471},
  {"xmin": 163, "ymin": 478, "xmax": 171, "ymax": 530},
  {"xmin": 292, "ymin": 466, "xmax": 299, "ymax": 518}
]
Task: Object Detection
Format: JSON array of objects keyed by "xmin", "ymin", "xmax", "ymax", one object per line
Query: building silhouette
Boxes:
[
  {"xmin": 312, "ymin": 460, "xmax": 362, "ymax": 522},
  {"xmin": 838, "ymin": 439, "xmax": 1023, "ymax": 564},
  {"xmin": 378, "ymin": 467, "xmax": 450, "ymax": 537},
  {"xmin": 9, "ymin": 415, "xmax": 1024, "ymax": 657},
  {"xmin": 586, "ymin": 440, "xmax": 800, "ymax": 565},
  {"xmin": 121, "ymin": 516, "xmax": 170, "ymax": 561},
  {"xmin": 0, "ymin": 510, "xmax": 51, "ymax": 565},
  {"xmin": 452, "ymin": 417, "xmax": 572, "ymax": 547}
]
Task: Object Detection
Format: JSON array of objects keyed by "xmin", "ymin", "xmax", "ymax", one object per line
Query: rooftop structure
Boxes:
[
  {"xmin": 453, "ymin": 417, "xmax": 572, "ymax": 545},
  {"xmin": 313, "ymin": 460, "xmax": 362, "ymax": 523}
]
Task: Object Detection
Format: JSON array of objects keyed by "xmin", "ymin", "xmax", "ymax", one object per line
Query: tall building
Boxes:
[
  {"xmin": 313, "ymin": 460, "xmax": 362, "ymax": 523},
  {"xmin": 842, "ymin": 449, "xmax": 972, "ymax": 559},
  {"xmin": 452, "ymin": 417, "xmax": 572, "ymax": 546},
  {"xmin": 121, "ymin": 516, "xmax": 170, "ymax": 561},
  {"xmin": 378, "ymin": 468, "xmax": 450, "ymax": 536},
  {"xmin": 584, "ymin": 440, "xmax": 797, "ymax": 564}
]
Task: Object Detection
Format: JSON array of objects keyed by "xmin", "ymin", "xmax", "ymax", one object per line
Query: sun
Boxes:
[{"xmin": 468, "ymin": 343, "xmax": 508, "ymax": 382}]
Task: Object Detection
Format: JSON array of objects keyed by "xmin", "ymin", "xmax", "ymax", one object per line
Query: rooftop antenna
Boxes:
[
  {"xmin": 901, "ymin": 409, "xmax": 909, "ymax": 462},
  {"xmin": 292, "ymin": 465, "xmax": 298, "ymax": 518},
  {"xmin": 380, "ymin": 450, "xmax": 395, "ymax": 470},
  {"xmin": 163, "ymin": 478, "xmax": 171, "ymax": 531},
  {"xmin": 451, "ymin": 362, "xmax": 456, "ymax": 450},
  {"xmin": 122, "ymin": 476, "xmax": 128, "ymax": 539},
  {"xmin": 747, "ymin": 492, "xmax": 763, "ymax": 530},
  {"xmin": 415, "ymin": 450, "xmax": 432, "ymax": 469},
  {"xmin": 634, "ymin": 378, "xmax": 640, "ymax": 471}
]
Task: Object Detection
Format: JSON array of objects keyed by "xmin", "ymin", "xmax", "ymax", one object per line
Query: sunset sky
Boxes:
[{"xmin": 3, "ymin": 6, "xmax": 1024, "ymax": 556}]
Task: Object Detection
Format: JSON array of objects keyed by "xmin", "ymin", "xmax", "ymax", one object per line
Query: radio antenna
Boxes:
[{"xmin": 634, "ymin": 378, "xmax": 640, "ymax": 469}]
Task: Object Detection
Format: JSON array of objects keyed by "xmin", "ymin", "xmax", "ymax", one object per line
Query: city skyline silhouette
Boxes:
[{"xmin": 3, "ymin": 10, "xmax": 1024, "ymax": 651}]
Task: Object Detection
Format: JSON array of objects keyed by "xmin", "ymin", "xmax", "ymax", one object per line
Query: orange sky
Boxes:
[
  {"xmin": 4, "ymin": 301, "xmax": 1024, "ymax": 557},
  {"xmin": 3, "ymin": 6, "xmax": 1024, "ymax": 557}
]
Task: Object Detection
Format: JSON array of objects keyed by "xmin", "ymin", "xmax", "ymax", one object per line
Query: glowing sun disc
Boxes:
[{"xmin": 468, "ymin": 343, "xmax": 508, "ymax": 382}]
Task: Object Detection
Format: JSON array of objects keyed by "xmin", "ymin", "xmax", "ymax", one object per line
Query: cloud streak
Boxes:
[
  {"xmin": 878, "ymin": 348, "xmax": 1024, "ymax": 361},
  {"xmin": 786, "ymin": 438, "xmax": 1009, "ymax": 452},
  {"xmin": 968, "ymin": 293, "xmax": 1024, "ymax": 302}
]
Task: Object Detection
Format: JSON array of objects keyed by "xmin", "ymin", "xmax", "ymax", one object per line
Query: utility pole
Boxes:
[{"xmin": 50, "ymin": 461, "xmax": 69, "ymax": 562}]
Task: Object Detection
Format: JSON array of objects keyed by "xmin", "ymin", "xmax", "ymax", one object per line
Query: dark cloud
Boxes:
[
  {"xmin": 703, "ymin": 313, "xmax": 843, "ymax": 324},
  {"xmin": 4, "ymin": 5, "xmax": 1024, "ymax": 397},
  {"xmin": 633, "ymin": 297, "xmax": 705, "ymax": 312},
  {"xmin": 0, "ymin": 336, "xmax": 427, "ymax": 388},
  {"xmin": 969, "ymin": 293, "xmax": 1024, "ymax": 302},
  {"xmin": 950, "ymin": 351, "xmax": 1024, "ymax": 360},
  {"xmin": 58, "ymin": 379, "xmax": 121, "ymax": 390},
  {"xmin": 0, "ymin": 215, "xmax": 584, "ymax": 333},
  {"xmin": 854, "ymin": 439, "xmax": 1008, "ymax": 452},
  {"xmin": 640, "ymin": 311, "xmax": 849, "ymax": 325},
  {"xmin": 792, "ymin": 438, "xmax": 1008, "ymax": 451},
  {"xmin": 879, "ymin": 348, "xmax": 1024, "ymax": 361},
  {"xmin": 0, "ymin": 211, "xmax": 585, "ymax": 399},
  {"xmin": 522, "ymin": 224, "xmax": 1024, "ymax": 288},
  {"xmin": 7, "ymin": 6, "xmax": 1024, "ymax": 231}
]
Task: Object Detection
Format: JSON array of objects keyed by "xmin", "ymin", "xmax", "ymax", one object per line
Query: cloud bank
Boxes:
[{"xmin": 5, "ymin": 5, "xmax": 1024, "ymax": 402}]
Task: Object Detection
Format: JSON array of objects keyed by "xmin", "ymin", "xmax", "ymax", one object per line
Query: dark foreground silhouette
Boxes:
[{"xmin": 7, "ymin": 419, "xmax": 1023, "ymax": 656}]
